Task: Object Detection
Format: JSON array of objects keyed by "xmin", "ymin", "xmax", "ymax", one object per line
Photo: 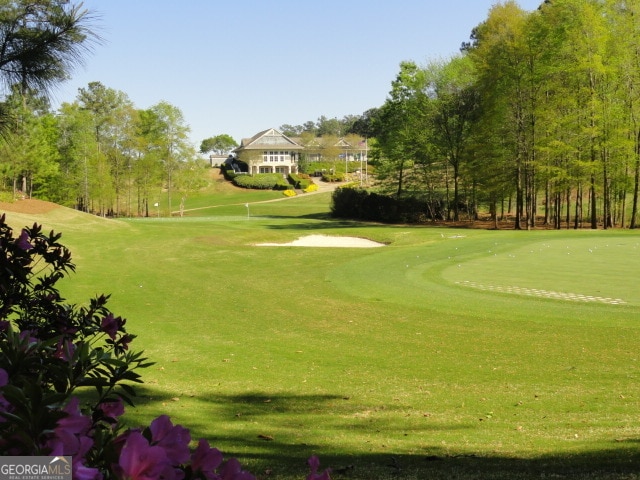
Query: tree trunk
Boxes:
[
  {"xmin": 544, "ymin": 181, "xmax": 550, "ymax": 225},
  {"xmin": 630, "ymin": 134, "xmax": 640, "ymax": 228},
  {"xmin": 396, "ymin": 159, "xmax": 405, "ymax": 198},
  {"xmin": 590, "ymin": 174, "xmax": 598, "ymax": 229},
  {"xmin": 547, "ymin": 192, "xmax": 562, "ymax": 230},
  {"xmin": 453, "ymin": 165, "xmax": 460, "ymax": 222},
  {"xmin": 565, "ymin": 187, "xmax": 571, "ymax": 229},
  {"xmin": 515, "ymin": 159, "xmax": 523, "ymax": 230},
  {"xmin": 602, "ymin": 151, "xmax": 611, "ymax": 229}
]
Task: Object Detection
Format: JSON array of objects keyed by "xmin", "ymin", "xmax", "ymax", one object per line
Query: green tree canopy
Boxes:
[
  {"xmin": 0, "ymin": 0, "xmax": 98, "ymax": 97},
  {"xmin": 199, "ymin": 134, "xmax": 237, "ymax": 155}
]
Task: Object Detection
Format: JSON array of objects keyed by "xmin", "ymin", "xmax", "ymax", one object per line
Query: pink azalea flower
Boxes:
[
  {"xmin": 19, "ymin": 330, "xmax": 38, "ymax": 346},
  {"xmin": 99, "ymin": 397, "xmax": 125, "ymax": 420},
  {"xmin": 46, "ymin": 397, "xmax": 97, "ymax": 477},
  {"xmin": 117, "ymin": 431, "xmax": 176, "ymax": 480},
  {"xmin": 46, "ymin": 398, "xmax": 93, "ymax": 456},
  {"xmin": 72, "ymin": 460, "xmax": 103, "ymax": 480},
  {"xmin": 306, "ymin": 455, "xmax": 331, "ymax": 480},
  {"xmin": 58, "ymin": 397, "xmax": 92, "ymax": 435},
  {"xmin": 15, "ymin": 229, "xmax": 33, "ymax": 250},
  {"xmin": 111, "ymin": 428, "xmax": 137, "ymax": 461},
  {"xmin": 191, "ymin": 439, "xmax": 223, "ymax": 479},
  {"xmin": 149, "ymin": 415, "xmax": 191, "ymax": 465},
  {"xmin": 0, "ymin": 368, "xmax": 10, "ymax": 420},
  {"xmin": 218, "ymin": 458, "xmax": 256, "ymax": 480},
  {"xmin": 116, "ymin": 333, "xmax": 134, "ymax": 351},
  {"xmin": 57, "ymin": 398, "xmax": 90, "ymax": 434},
  {"xmin": 101, "ymin": 314, "xmax": 122, "ymax": 340},
  {"xmin": 54, "ymin": 338, "xmax": 76, "ymax": 362}
]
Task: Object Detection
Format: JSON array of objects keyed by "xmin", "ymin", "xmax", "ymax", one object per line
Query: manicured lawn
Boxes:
[{"xmin": 3, "ymin": 190, "xmax": 640, "ymax": 479}]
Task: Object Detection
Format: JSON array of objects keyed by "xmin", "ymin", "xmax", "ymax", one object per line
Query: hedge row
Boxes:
[
  {"xmin": 322, "ymin": 173, "xmax": 344, "ymax": 183},
  {"xmin": 330, "ymin": 187, "xmax": 445, "ymax": 224},
  {"xmin": 222, "ymin": 167, "xmax": 236, "ymax": 180},
  {"xmin": 221, "ymin": 168, "xmax": 319, "ymax": 193},
  {"xmin": 288, "ymin": 173, "xmax": 313, "ymax": 190},
  {"xmin": 232, "ymin": 173, "xmax": 290, "ymax": 190}
]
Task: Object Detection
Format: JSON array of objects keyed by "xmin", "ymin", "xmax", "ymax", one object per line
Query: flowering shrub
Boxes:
[
  {"xmin": 0, "ymin": 214, "xmax": 330, "ymax": 480},
  {"xmin": 283, "ymin": 189, "xmax": 297, "ymax": 197},
  {"xmin": 303, "ymin": 184, "xmax": 318, "ymax": 193}
]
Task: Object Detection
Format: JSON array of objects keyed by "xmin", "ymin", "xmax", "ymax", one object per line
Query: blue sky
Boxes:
[{"xmin": 53, "ymin": 1, "xmax": 542, "ymax": 151}]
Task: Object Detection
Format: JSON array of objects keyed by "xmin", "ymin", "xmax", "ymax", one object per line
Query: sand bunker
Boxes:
[{"xmin": 256, "ymin": 234, "xmax": 385, "ymax": 248}]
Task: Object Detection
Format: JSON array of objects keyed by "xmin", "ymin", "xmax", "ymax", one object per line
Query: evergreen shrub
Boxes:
[
  {"xmin": 233, "ymin": 174, "xmax": 290, "ymax": 190},
  {"xmin": 288, "ymin": 173, "xmax": 314, "ymax": 190},
  {"xmin": 331, "ymin": 187, "xmax": 443, "ymax": 223}
]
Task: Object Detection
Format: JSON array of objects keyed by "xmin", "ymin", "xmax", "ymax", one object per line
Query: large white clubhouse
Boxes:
[
  {"xmin": 233, "ymin": 128, "xmax": 303, "ymax": 175},
  {"xmin": 212, "ymin": 127, "xmax": 369, "ymax": 174}
]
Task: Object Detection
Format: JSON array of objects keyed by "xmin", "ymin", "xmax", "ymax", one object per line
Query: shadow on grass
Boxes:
[
  {"xmin": 119, "ymin": 385, "xmax": 640, "ymax": 479},
  {"xmin": 261, "ymin": 217, "xmax": 366, "ymax": 228}
]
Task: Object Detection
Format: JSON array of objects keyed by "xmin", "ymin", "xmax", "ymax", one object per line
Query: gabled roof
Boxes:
[
  {"xmin": 294, "ymin": 136, "xmax": 359, "ymax": 149},
  {"xmin": 235, "ymin": 128, "xmax": 303, "ymax": 151},
  {"xmin": 298, "ymin": 137, "xmax": 321, "ymax": 148}
]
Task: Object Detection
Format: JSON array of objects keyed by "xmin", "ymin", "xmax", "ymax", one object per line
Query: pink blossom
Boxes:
[
  {"xmin": 58, "ymin": 397, "xmax": 92, "ymax": 435},
  {"xmin": 54, "ymin": 338, "xmax": 76, "ymax": 362},
  {"xmin": 0, "ymin": 368, "xmax": 9, "ymax": 420},
  {"xmin": 218, "ymin": 458, "xmax": 256, "ymax": 480},
  {"xmin": 306, "ymin": 455, "xmax": 331, "ymax": 480},
  {"xmin": 190, "ymin": 439, "xmax": 223, "ymax": 479},
  {"xmin": 116, "ymin": 333, "xmax": 134, "ymax": 351},
  {"xmin": 117, "ymin": 431, "xmax": 177, "ymax": 480},
  {"xmin": 46, "ymin": 397, "xmax": 93, "ymax": 457},
  {"xmin": 149, "ymin": 415, "xmax": 191, "ymax": 465},
  {"xmin": 99, "ymin": 397, "xmax": 125, "ymax": 420},
  {"xmin": 101, "ymin": 313, "xmax": 122, "ymax": 340},
  {"xmin": 72, "ymin": 461, "xmax": 103, "ymax": 480},
  {"xmin": 19, "ymin": 330, "xmax": 38, "ymax": 345},
  {"xmin": 111, "ymin": 429, "xmax": 136, "ymax": 460},
  {"xmin": 45, "ymin": 397, "xmax": 99, "ymax": 479},
  {"xmin": 15, "ymin": 229, "xmax": 33, "ymax": 250}
]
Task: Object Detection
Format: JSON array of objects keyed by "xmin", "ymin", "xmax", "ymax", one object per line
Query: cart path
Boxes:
[{"xmin": 175, "ymin": 180, "xmax": 344, "ymax": 214}]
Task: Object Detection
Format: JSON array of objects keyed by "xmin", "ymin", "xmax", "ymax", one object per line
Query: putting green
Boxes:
[
  {"xmin": 326, "ymin": 231, "xmax": 640, "ymax": 323},
  {"xmin": 442, "ymin": 235, "xmax": 640, "ymax": 306}
]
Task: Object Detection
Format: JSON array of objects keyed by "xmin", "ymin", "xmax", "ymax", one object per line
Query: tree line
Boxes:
[
  {"xmin": 0, "ymin": 1, "xmax": 205, "ymax": 217},
  {"xmin": 2, "ymin": 81, "xmax": 203, "ymax": 217},
  {"xmin": 279, "ymin": 114, "xmax": 370, "ymax": 138},
  {"xmin": 366, "ymin": 0, "xmax": 640, "ymax": 229},
  {"xmin": 6, "ymin": 0, "xmax": 640, "ymax": 229}
]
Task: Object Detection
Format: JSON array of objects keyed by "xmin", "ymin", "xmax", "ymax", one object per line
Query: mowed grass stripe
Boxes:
[{"xmin": 457, "ymin": 281, "xmax": 626, "ymax": 305}]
